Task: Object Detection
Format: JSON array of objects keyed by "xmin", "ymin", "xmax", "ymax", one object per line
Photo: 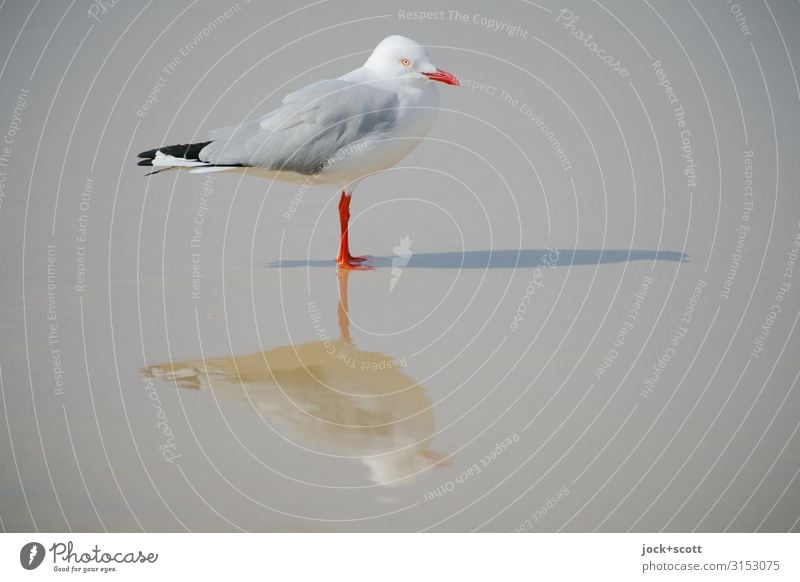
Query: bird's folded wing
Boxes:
[{"xmin": 200, "ymin": 79, "xmax": 399, "ymax": 174}]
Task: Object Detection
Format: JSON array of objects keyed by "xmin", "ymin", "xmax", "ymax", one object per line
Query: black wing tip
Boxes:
[
  {"xmin": 136, "ymin": 141, "xmax": 211, "ymax": 162},
  {"xmin": 137, "ymin": 158, "xmax": 153, "ymax": 166},
  {"xmin": 138, "ymin": 148, "xmax": 158, "ymax": 159}
]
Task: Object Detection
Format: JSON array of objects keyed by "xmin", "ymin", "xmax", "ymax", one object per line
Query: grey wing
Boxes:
[{"xmin": 199, "ymin": 79, "xmax": 399, "ymax": 174}]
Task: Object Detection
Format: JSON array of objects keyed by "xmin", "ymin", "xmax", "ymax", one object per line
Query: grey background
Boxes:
[{"xmin": 0, "ymin": 0, "xmax": 798, "ymax": 531}]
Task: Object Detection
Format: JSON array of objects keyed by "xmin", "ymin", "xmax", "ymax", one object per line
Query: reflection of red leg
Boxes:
[
  {"xmin": 336, "ymin": 191, "xmax": 371, "ymax": 270},
  {"xmin": 336, "ymin": 269, "xmax": 352, "ymax": 343}
]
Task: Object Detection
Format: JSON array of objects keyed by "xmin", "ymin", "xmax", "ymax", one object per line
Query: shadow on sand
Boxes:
[{"xmin": 267, "ymin": 249, "xmax": 688, "ymax": 269}]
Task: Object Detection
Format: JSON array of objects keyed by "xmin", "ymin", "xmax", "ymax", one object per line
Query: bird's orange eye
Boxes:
[{"xmin": 400, "ymin": 58, "xmax": 412, "ymax": 67}]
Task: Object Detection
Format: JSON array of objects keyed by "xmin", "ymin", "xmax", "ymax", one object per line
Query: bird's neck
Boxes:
[{"xmin": 340, "ymin": 66, "xmax": 429, "ymax": 93}]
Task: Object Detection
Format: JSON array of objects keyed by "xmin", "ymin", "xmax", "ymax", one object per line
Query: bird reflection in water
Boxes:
[{"xmin": 144, "ymin": 270, "xmax": 448, "ymax": 486}]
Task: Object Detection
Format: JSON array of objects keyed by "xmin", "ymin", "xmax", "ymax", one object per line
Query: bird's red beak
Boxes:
[{"xmin": 423, "ymin": 68, "xmax": 460, "ymax": 86}]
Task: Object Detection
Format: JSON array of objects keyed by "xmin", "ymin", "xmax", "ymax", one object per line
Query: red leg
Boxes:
[{"xmin": 336, "ymin": 192, "xmax": 371, "ymax": 270}]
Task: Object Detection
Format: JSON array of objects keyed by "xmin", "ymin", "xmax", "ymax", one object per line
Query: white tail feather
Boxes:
[{"xmin": 151, "ymin": 151, "xmax": 208, "ymax": 168}]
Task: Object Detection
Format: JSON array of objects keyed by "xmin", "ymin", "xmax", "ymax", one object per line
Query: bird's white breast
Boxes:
[{"xmin": 315, "ymin": 82, "xmax": 440, "ymax": 186}]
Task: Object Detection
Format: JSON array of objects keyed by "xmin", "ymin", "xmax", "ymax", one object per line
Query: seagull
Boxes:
[{"xmin": 137, "ymin": 35, "xmax": 459, "ymax": 269}]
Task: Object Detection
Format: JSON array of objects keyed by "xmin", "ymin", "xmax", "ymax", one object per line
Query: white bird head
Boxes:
[{"xmin": 364, "ymin": 35, "xmax": 459, "ymax": 86}]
